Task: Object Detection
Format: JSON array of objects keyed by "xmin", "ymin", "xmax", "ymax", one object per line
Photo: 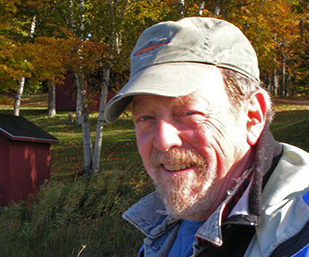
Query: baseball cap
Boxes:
[{"xmin": 104, "ymin": 17, "xmax": 259, "ymax": 123}]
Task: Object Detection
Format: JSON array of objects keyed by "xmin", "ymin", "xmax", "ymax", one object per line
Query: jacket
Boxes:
[{"xmin": 123, "ymin": 129, "xmax": 309, "ymax": 257}]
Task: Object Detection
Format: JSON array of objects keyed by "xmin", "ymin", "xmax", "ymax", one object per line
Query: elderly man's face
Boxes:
[{"xmin": 132, "ymin": 68, "xmax": 253, "ymax": 221}]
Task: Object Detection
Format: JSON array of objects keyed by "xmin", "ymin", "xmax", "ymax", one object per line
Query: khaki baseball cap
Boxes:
[{"xmin": 104, "ymin": 17, "xmax": 259, "ymax": 123}]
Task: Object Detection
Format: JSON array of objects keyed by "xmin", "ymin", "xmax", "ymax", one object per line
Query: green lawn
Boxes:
[{"xmin": 271, "ymin": 99, "xmax": 309, "ymax": 152}]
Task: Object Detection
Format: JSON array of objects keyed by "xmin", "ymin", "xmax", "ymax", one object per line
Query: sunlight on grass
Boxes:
[{"xmin": 271, "ymin": 99, "xmax": 309, "ymax": 152}]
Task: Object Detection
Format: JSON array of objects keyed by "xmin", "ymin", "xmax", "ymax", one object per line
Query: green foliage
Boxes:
[{"xmin": 1, "ymin": 0, "xmax": 309, "ymax": 103}]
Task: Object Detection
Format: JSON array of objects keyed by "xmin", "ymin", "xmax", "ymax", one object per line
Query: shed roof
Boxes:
[{"xmin": 0, "ymin": 114, "xmax": 59, "ymax": 144}]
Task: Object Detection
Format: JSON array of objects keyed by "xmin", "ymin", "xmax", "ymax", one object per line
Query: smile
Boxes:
[{"xmin": 163, "ymin": 163, "xmax": 193, "ymax": 171}]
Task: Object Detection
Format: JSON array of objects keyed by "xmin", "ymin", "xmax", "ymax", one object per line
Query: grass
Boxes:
[
  {"xmin": 0, "ymin": 94, "xmax": 308, "ymax": 256},
  {"xmin": 271, "ymin": 99, "xmax": 309, "ymax": 151}
]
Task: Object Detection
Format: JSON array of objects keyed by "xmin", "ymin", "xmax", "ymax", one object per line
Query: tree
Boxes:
[
  {"xmin": 0, "ymin": 1, "xmax": 31, "ymax": 99},
  {"xmin": 13, "ymin": 15, "xmax": 36, "ymax": 116},
  {"xmin": 48, "ymin": 79, "xmax": 56, "ymax": 117}
]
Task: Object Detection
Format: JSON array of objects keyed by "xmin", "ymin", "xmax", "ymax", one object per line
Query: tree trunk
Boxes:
[
  {"xmin": 66, "ymin": 0, "xmax": 74, "ymax": 30},
  {"xmin": 80, "ymin": 0, "xmax": 85, "ymax": 38},
  {"xmin": 267, "ymin": 75, "xmax": 272, "ymax": 93},
  {"xmin": 13, "ymin": 77, "xmax": 25, "ymax": 116},
  {"xmin": 281, "ymin": 50, "xmax": 286, "ymax": 96},
  {"xmin": 273, "ymin": 69, "xmax": 279, "ymax": 96},
  {"xmin": 178, "ymin": 0, "xmax": 185, "ymax": 17},
  {"xmin": 76, "ymin": 73, "xmax": 92, "ymax": 173},
  {"xmin": 92, "ymin": 67, "xmax": 109, "ymax": 173},
  {"xmin": 81, "ymin": 105, "xmax": 92, "ymax": 173},
  {"xmin": 198, "ymin": 2, "xmax": 205, "ymax": 16},
  {"xmin": 75, "ymin": 74, "xmax": 82, "ymax": 126},
  {"xmin": 13, "ymin": 16, "xmax": 36, "ymax": 116},
  {"xmin": 48, "ymin": 82, "xmax": 56, "ymax": 117},
  {"xmin": 286, "ymin": 68, "xmax": 291, "ymax": 96},
  {"xmin": 214, "ymin": 0, "xmax": 221, "ymax": 17}
]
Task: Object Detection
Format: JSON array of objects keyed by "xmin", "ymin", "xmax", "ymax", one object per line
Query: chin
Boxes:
[{"xmin": 155, "ymin": 170, "xmax": 218, "ymax": 221}]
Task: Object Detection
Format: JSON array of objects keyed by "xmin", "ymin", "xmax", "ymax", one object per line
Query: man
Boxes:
[{"xmin": 104, "ymin": 17, "xmax": 309, "ymax": 257}]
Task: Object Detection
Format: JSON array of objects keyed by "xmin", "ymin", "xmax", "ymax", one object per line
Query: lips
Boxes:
[{"xmin": 163, "ymin": 163, "xmax": 193, "ymax": 171}]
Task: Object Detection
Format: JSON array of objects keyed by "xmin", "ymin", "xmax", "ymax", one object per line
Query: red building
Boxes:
[
  {"xmin": 0, "ymin": 114, "xmax": 59, "ymax": 207},
  {"xmin": 56, "ymin": 73, "xmax": 117, "ymax": 112}
]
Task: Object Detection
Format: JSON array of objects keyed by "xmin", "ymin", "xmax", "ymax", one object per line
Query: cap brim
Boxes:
[{"xmin": 104, "ymin": 62, "xmax": 216, "ymax": 123}]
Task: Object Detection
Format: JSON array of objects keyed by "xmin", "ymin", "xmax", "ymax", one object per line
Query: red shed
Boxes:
[
  {"xmin": 0, "ymin": 114, "xmax": 59, "ymax": 207},
  {"xmin": 56, "ymin": 73, "xmax": 117, "ymax": 112}
]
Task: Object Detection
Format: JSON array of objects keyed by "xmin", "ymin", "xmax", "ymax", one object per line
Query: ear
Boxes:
[{"xmin": 246, "ymin": 92, "xmax": 267, "ymax": 146}]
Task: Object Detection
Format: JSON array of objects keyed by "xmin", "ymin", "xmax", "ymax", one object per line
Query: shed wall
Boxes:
[
  {"xmin": 0, "ymin": 135, "xmax": 9, "ymax": 206},
  {"xmin": 8, "ymin": 140, "xmax": 51, "ymax": 205}
]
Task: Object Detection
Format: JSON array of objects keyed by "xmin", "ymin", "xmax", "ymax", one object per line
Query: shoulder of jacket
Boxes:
[
  {"xmin": 122, "ymin": 191, "xmax": 180, "ymax": 238},
  {"xmin": 246, "ymin": 143, "xmax": 309, "ymax": 256}
]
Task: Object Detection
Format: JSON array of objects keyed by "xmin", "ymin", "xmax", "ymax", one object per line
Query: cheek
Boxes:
[{"xmin": 187, "ymin": 121, "xmax": 235, "ymax": 168}]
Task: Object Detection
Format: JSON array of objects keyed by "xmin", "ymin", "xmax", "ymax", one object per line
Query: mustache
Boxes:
[{"xmin": 149, "ymin": 148, "xmax": 206, "ymax": 168}]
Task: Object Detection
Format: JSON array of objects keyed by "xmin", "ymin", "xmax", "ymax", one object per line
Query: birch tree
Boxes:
[
  {"xmin": 77, "ymin": 0, "xmax": 94, "ymax": 173},
  {"xmin": 92, "ymin": 66, "xmax": 109, "ymax": 172},
  {"xmin": 13, "ymin": 15, "xmax": 36, "ymax": 116}
]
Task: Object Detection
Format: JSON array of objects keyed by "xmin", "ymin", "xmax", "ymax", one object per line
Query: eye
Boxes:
[
  {"xmin": 177, "ymin": 110, "xmax": 206, "ymax": 125},
  {"xmin": 134, "ymin": 115, "xmax": 154, "ymax": 124},
  {"xmin": 139, "ymin": 115, "xmax": 153, "ymax": 121},
  {"xmin": 183, "ymin": 111, "xmax": 195, "ymax": 115},
  {"xmin": 179, "ymin": 110, "xmax": 198, "ymax": 117}
]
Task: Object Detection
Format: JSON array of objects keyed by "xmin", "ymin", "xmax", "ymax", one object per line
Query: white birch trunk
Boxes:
[
  {"xmin": 76, "ymin": 73, "xmax": 92, "ymax": 173},
  {"xmin": 13, "ymin": 16, "xmax": 36, "ymax": 116},
  {"xmin": 75, "ymin": 73, "xmax": 82, "ymax": 126},
  {"xmin": 78, "ymin": 0, "xmax": 92, "ymax": 173},
  {"xmin": 92, "ymin": 67, "xmax": 109, "ymax": 172},
  {"xmin": 74, "ymin": 0, "xmax": 85, "ymax": 126},
  {"xmin": 198, "ymin": 2, "xmax": 204, "ymax": 16},
  {"xmin": 13, "ymin": 77, "xmax": 25, "ymax": 116}
]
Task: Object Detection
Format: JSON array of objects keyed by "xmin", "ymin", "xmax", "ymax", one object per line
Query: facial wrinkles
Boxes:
[
  {"xmin": 203, "ymin": 116, "xmax": 231, "ymax": 156},
  {"xmin": 195, "ymin": 100, "xmax": 232, "ymax": 156}
]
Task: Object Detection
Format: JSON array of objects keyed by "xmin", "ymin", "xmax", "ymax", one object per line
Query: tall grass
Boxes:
[
  {"xmin": 0, "ymin": 96, "xmax": 308, "ymax": 256},
  {"xmin": 0, "ymin": 170, "xmax": 152, "ymax": 257}
]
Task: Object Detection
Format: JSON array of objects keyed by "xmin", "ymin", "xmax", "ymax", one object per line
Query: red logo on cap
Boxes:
[{"xmin": 134, "ymin": 39, "xmax": 170, "ymax": 56}]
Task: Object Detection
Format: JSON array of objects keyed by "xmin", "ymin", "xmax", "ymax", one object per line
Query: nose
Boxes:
[{"xmin": 153, "ymin": 120, "xmax": 182, "ymax": 152}]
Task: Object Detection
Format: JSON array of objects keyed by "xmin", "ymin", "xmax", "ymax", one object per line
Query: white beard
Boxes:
[{"xmin": 149, "ymin": 148, "xmax": 218, "ymax": 221}]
